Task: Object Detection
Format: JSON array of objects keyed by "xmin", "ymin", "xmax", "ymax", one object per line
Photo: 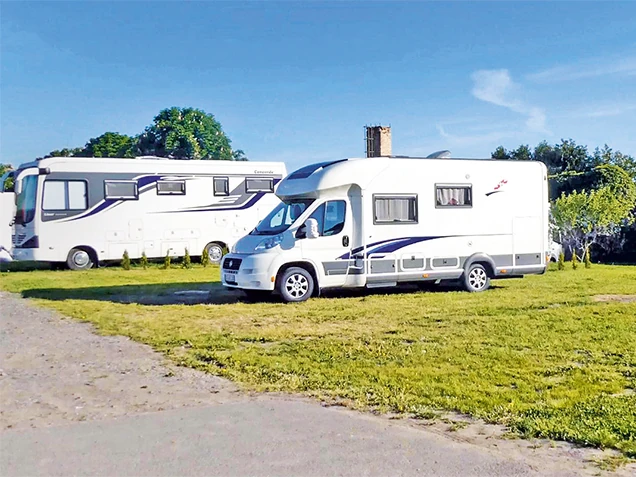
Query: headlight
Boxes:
[
  {"xmin": 230, "ymin": 243, "xmax": 237, "ymax": 253},
  {"xmin": 255, "ymin": 234, "xmax": 283, "ymax": 251}
]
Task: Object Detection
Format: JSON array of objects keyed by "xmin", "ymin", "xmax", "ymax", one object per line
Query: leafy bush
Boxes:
[
  {"xmin": 584, "ymin": 248, "xmax": 592, "ymax": 268},
  {"xmin": 140, "ymin": 251, "xmax": 149, "ymax": 270},
  {"xmin": 558, "ymin": 252, "xmax": 565, "ymax": 270},
  {"xmin": 201, "ymin": 247, "xmax": 210, "ymax": 268},
  {"xmin": 572, "ymin": 251, "xmax": 579, "ymax": 270},
  {"xmin": 163, "ymin": 252, "xmax": 171, "ymax": 270},
  {"xmin": 183, "ymin": 248, "xmax": 192, "ymax": 269},
  {"xmin": 121, "ymin": 250, "xmax": 131, "ymax": 270}
]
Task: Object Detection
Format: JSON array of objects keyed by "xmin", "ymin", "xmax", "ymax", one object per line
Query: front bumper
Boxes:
[{"xmin": 221, "ymin": 253, "xmax": 277, "ymax": 291}]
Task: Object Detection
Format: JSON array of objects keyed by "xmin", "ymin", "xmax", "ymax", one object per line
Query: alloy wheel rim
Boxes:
[
  {"xmin": 73, "ymin": 251, "xmax": 90, "ymax": 267},
  {"xmin": 209, "ymin": 246, "xmax": 223, "ymax": 261},
  {"xmin": 468, "ymin": 268, "xmax": 487, "ymax": 290},
  {"xmin": 285, "ymin": 274, "xmax": 309, "ymax": 298}
]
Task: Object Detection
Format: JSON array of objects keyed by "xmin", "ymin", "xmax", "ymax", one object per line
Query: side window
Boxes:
[
  {"xmin": 374, "ymin": 195, "xmax": 418, "ymax": 224},
  {"xmin": 42, "ymin": 181, "xmax": 66, "ymax": 210},
  {"xmin": 436, "ymin": 185, "xmax": 472, "ymax": 207},
  {"xmin": 268, "ymin": 207, "xmax": 285, "ymax": 228},
  {"xmin": 43, "ymin": 180, "xmax": 87, "ymax": 211},
  {"xmin": 157, "ymin": 180, "xmax": 186, "ymax": 195},
  {"xmin": 105, "ymin": 180, "xmax": 138, "ymax": 200},
  {"xmin": 245, "ymin": 177, "xmax": 274, "ymax": 193},
  {"xmin": 214, "ymin": 177, "xmax": 229, "ymax": 196},
  {"xmin": 308, "ymin": 200, "xmax": 347, "ymax": 236}
]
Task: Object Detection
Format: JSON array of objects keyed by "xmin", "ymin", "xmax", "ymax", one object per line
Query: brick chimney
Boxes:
[{"xmin": 365, "ymin": 126, "xmax": 392, "ymax": 157}]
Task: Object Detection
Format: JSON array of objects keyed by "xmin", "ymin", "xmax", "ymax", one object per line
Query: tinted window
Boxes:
[
  {"xmin": 157, "ymin": 180, "xmax": 185, "ymax": 195},
  {"xmin": 105, "ymin": 181, "xmax": 138, "ymax": 200},
  {"xmin": 214, "ymin": 177, "xmax": 229, "ymax": 196},
  {"xmin": 374, "ymin": 196, "xmax": 418, "ymax": 223},
  {"xmin": 245, "ymin": 177, "xmax": 274, "ymax": 193}
]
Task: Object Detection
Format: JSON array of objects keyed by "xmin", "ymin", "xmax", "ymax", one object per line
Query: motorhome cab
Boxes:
[
  {"xmin": 11, "ymin": 157, "xmax": 286, "ymax": 269},
  {"xmin": 222, "ymin": 156, "xmax": 549, "ymax": 302}
]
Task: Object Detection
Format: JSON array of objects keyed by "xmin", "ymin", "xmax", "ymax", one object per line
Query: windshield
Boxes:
[
  {"xmin": 15, "ymin": 175, "xmax": 38, "ymax": 225},
  {"xmin": 250, "ymin": 199, "xmax": 314, "ymax": 236}
]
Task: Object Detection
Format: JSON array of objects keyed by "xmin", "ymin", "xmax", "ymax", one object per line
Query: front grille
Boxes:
[
  {"xmin": 12, "ymin": 234, "xmax": 26, "ymax": 247},
  {"xmin": 222, "ymin": 257, "xmax": 242, "ymax": 271}
]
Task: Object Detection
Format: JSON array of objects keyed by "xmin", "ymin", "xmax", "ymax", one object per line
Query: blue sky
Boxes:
[{"xmin": 2, "ymin": 1, "xmax": 635, "ymax": 172}]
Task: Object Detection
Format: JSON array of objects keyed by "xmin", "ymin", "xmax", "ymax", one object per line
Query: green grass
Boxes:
[{"xmin": 1, "ymin": 264, "xmax": 635, "ymax": 456}]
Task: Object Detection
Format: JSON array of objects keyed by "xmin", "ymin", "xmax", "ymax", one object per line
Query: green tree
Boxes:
[
  {"xmin": 121, "ymin": 250, "xmax": 131, "ymax": 270},
  {"xmin": 38, "ymin": 147, "xmax": 84, "ymax": 160},
  {"xmin": 491, "ymin": 146, "xmax": 510, "ymax": 160},
  {"xmin": 232, "ymin": 149, "xmax": 249, "ymax": 161},
  {"xmin": 182, "ymin": 248, "xmax": 192, "ymax": 269},
  {"xmin": 510, "ymin": 144, "xmax": 532, "ymax": 161},
  {"xmin": 80, "ymin": 132, "xmax": 136, "ymax": 158},
  {"xmin": 138, "ymin": 107, "xmax": 233, "ymax": 160},
  {"xmin": 201, "ymin": 247, "xmax": 210, "ymax": 267},
  {"xmin": 140, "ymin": 251, "xmax": 149, "ymax": 270},
  {"xmin": 551, "ymin": 165, "xmax": 636, "ymax": 260},
  {"xmin": 0, "ymin": 164, "xmax": 12, "ymax": 175}
]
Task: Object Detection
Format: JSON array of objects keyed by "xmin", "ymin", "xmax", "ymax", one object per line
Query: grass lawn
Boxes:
[{"xmin": 1, "ymin": 264, "xmax": 635, "ymax": 456}]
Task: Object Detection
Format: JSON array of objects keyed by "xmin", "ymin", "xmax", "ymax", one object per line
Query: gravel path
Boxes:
[{"xmin": 0, "ymin": 291, "xmax": 239, "ymax": 430}]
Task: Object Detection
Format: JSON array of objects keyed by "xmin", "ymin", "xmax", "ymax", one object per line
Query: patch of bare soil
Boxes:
[{"xmin": 593, "ymin": 294, "xmax": 636, "ymax": 303}]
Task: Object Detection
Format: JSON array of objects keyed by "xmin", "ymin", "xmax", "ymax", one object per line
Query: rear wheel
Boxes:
[
  {"xmin": 463, "ymin": 263, "xmax": 490, "ymax": 292},
  {"xmin": 278, "ymin": 267, "xmax": 314, "ymax": 303},
  {"xmin": 66, "ymin": 248, "xmax": 94, "ymax": 271},
  {"xmin": 205, "ymin": 242, "xmax": 225, "ymax": 264}
]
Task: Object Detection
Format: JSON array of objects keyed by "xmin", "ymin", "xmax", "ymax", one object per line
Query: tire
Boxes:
[
  {"xmin": 278, "ymin": 267, "xmax": 314, "ymax": 303},
  {"xmin": 66, "ymin": 248, "xmax": 94, "ymax": 271},
  {"xmin": 205, "ymin": 242, "xmax": 225, "ymax": 264},
  {"xmin": 243, "ymin": 289, "xmax": 271, "ymax": 302},
  {"xmin": 462, "ymin": 263, "xmax": 490, "ymax": 292}
]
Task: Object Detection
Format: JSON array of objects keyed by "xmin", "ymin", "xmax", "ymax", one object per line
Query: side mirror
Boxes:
[
  {"xmin": 305, "ymin": 218, "xmax": 320, "ymax": 239},
  {"xmin": 14, "ymin": 179, "xmax": 22, "ymax": 195}
]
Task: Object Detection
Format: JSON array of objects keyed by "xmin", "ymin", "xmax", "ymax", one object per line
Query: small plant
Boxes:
[
  {"xmin": 121, "ymin": 250, "xmax": 131, "ymax": 270},
  {"xmin": 201, "ymin": 247, "xmax": 210, "ymax": 268},
  {"xmin": 557, "ymin": 252, "xmax": 565, "ymax": 271},
  {"xmin": 182, "ymin": 248, "xmax": 192, "ymax": 269},
  {"xmin": 584, "ymin": 248, "xmax": 591, "ymax": 269},
  {"xmin": 163, "ymin": 251, "xmax": 171, "ymax": 270},
  {"xmin": 140, "ymin": 251, "xmax": 149, "ymax": 270},
  {"xmin": 572, "ymin": 250, "xmax": 579, "ymax": 270}
]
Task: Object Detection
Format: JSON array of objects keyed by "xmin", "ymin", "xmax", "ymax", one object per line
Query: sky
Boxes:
[{"xmin": 1, "ymin": 1, "xmax": 635, "ymax": 172}]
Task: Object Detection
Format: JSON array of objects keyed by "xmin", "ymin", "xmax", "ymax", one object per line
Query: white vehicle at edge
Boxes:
[
  {"xmin": 222, "ymin": 155, "xmax": 549, "ymax": 302},
  {"xmin": 0, "ymin": 170, "xmax": 15, "ymax": 261},
  {"xmin": 11, "ymin": 156, "xmax": 286, "ymax": 269}
]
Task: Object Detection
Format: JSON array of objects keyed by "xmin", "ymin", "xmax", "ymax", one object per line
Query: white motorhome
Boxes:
[
  {"xmin": 0, "ymin": 170, "xmax": 15, "ymax": 260},
  {"xmin": 221, "ymin": 156, "xmax": 549, "ymax": 302},
  {"xmin": 11, "ymin": 157, "xmax": 286, "ymax": 269}
]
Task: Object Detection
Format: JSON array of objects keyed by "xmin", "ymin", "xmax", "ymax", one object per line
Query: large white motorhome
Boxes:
[
  {"xmin": 11, "ymin": 157, "xmax": 286, "ymax": 269},
  {"xmin": 1, "ymin": 170, "xmax": 15, "ymax": 260},
  {"xmin": 221, "ymin": 156, "xmax": 549, "ymax": 302}
]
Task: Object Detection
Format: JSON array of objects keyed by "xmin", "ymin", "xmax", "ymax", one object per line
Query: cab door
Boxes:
[{"xmin": 300, "ymin": 199, "xmax": 352, "ymax": 288}]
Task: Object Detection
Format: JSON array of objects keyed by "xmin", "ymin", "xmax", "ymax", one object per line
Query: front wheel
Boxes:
[
  {"xmin": 463, "ymin": 263, "xmax": 490, "ymax": 292},
  {"xmin": 204, "ymin": 242, "xmax": 225, "ymax": 264},
  {"xmin": 67, "ymin": 248, "xmax": 94, "ymax": 271},
  {"xmin": 278, "ymin": 267, "xmax": 314, "ymax": 303}
]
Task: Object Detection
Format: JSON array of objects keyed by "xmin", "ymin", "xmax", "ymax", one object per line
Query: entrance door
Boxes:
[{"xmin": 300, "ymin": 199, "xmax": 353, "ymax": 288}]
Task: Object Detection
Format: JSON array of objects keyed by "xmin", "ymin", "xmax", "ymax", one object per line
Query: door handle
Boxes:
[{"xmin": 342, "ymin": 235, "xmax": 349, "ymax": 247}]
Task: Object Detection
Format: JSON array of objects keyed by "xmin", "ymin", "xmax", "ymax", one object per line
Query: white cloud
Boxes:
[
  {"xmin": 470, "ymin": 69, "xmax": 548, "ymax": 133},
  {"xmin": 566, "ymin": 102, "xmax": 636, "ymax": 119},
  {"xmin": 527, "ymin": 55, "xmax": 636, "ymax": 83}
]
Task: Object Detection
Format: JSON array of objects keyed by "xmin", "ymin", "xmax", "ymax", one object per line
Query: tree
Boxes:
[
  {"xmin": 232, "ymin": 149, "xmax": 249, "ymax": 161},
  {"xmin": 491, "ymin": 146, "xmax": 510, "ymax": 160},
  {"xmin": 80, "ymin": 132, "xmax": 136, "ymax": 158},
  {"xmin": 551, "ymin": 165, "xmax": 636, "ymax": 260},
  {"xmin": 0, "ymin": 164, "xmax": 12, "ymax": 175},
  {"xmin": 510, "ymin": 145, "xmax": 532, "ymax": 161},
  {"xmin": 138, "ymin": 107, "xmax": 233, "ymax": 160},
  {"xmin": 38, "ymin": 147, "xmax": 84, "ymax": 160}
]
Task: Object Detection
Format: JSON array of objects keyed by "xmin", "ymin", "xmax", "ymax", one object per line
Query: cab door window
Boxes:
[{"xmin": 308, "ymin": 200, "xmax": 346, "ymax": 236}]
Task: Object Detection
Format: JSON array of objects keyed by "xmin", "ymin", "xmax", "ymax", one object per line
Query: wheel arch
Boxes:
[
  {"xmin": 463, "ymin": 253, "xmax": 496, "ymax": 278},
  {"xmin": 275, "ymin": 260, "xmax": 321, "ymax": 297}
]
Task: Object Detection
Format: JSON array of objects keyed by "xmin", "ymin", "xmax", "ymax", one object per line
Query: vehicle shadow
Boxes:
[{"xmin": 20, "ymin": 281, "xmax": 502, "ymax": 306}]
